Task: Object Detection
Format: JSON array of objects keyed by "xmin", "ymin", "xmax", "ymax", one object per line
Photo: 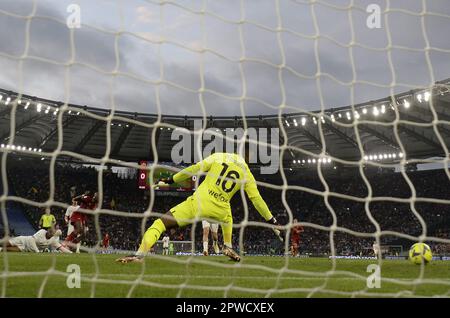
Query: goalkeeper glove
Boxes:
[
  {"xmin": 157, "ymin": 176, "xmax": 174, "ymax": 185},
  {"xmin": 267, "ymin": 217, "xmax": 284, "ymax": 242}
]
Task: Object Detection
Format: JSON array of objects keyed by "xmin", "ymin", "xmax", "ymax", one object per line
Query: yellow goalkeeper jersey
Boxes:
[{"xmin": 172, "ymin": 152, "xmax": 273, "ymax": 222}]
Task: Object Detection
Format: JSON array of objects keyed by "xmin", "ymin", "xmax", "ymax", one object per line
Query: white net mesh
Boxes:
[{"xmin": 0, "ymin": 0, "xmax": 450, "ymax": 298}]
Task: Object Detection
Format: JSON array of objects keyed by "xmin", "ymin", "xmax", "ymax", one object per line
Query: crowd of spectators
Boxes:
[{"xmin": 3, "ymin": 158, "xmax": 449, "ymax": 256}]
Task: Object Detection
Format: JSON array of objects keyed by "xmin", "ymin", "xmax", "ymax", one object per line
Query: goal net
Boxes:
[{"xmin": 0, "ymin": 0, "xmax": 450, "ymax": 298}]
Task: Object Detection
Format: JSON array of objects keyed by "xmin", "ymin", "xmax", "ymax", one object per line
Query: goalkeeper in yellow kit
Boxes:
[{"xmin": 116, "ymin": 151, "xmax": 283, "ymax": 263}]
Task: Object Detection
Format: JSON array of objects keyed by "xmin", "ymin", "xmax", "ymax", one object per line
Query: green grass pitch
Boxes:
[{"xmin": 0, "ymin": 253, "xmax": 448, "ymax": 298}]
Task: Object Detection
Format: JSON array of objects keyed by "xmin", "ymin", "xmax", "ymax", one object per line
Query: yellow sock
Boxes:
[
  {"xmin": 221, "ymin": 223, "xmax": 233, "ymax": 248},
  {"xmin": 136, "ymin": 219, "xmax": 166, "ymax": 256}
]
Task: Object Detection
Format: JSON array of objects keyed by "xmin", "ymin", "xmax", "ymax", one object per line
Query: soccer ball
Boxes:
[{"xmin": 408, "ymin": 243, "xmax": 433, "ymax": 265}]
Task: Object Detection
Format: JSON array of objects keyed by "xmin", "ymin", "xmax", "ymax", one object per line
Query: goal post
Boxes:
[{"xmin": 153, "ymin": 240, "xmax": 194, "ymax": 255}]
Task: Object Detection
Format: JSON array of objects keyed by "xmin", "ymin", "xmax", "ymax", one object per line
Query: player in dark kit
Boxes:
[
  {"xmin": 290, "ymin": 218, "xmax": 304, "ymax": 257},
  {"xmin": 63, "ymin": 191, "xmax": 98, "ymax": 251},
  {"xmin": 103, "ymin": 233, "xmax": 110, "ymax": 250}
]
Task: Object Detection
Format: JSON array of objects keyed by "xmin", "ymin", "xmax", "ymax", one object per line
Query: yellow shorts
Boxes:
[
  {"xmin": 170, "ymin": 196, "xmax": 232, "ymax": 228},
  {"xmin": 169, "ymin": 196, "xmax": 197, "ymax": 227},
  {"xmin": 170, "ymin": 196, "xmax": 233, "ymax": 244}
]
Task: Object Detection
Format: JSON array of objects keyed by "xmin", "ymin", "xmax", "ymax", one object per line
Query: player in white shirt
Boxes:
[
  {"xmin": 2, "ymin": 227, "xmax": 72, "ymax": 253},
  {"xmin": 65, "ymin": 200, "xmax": 81, "ymax": 253},
  {"xmin": 373, "ymin": 241, "xmax": 381, "ymax": 259},
  {"xmin": 162, "ymin": 234, "xmax": 170, "ymax": 255},
  {"xmin": 202, "ymin": 220, "xmax": 220, "ymax": 256}
]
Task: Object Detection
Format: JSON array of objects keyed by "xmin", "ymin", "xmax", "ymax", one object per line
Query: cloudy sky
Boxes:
[{"xmin": 0, "ymin": 0, "xmax": 449, "ymax": 116}]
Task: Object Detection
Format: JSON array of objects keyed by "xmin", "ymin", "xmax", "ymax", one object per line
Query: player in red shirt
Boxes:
[
  {"xmin": 103, "ymin": 233, "xmax": 110, "ymax": 250},
  {"xmin": 63, "ymin": 191, "xmax": 98, "ymax": 251},
  {"xmin": 290, "ymin": 218, "xmax": 304, "ymax": 257}
]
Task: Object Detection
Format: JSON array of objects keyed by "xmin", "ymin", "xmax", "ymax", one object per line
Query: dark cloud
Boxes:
[{"xmin": 0, "ymin": 0, "xmax": 449, "ymax": 116}]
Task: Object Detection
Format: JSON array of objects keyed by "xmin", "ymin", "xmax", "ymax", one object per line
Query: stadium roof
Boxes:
[{"xmin": 0, "ymin": 79, "xmax": 449, "ymax": 168}]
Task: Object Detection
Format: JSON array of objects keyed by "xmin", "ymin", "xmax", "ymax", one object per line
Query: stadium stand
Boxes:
[
  {"xmin": 0, "ymin": 84, "xmax": 449, "ymax": 257},
  {"xmin": 0, "ymin": 181, "xmax": 34, "ymax": 235},
  {"xmin": 3, "ymin": 158, "xmax": 449, "ymax": 257}
]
